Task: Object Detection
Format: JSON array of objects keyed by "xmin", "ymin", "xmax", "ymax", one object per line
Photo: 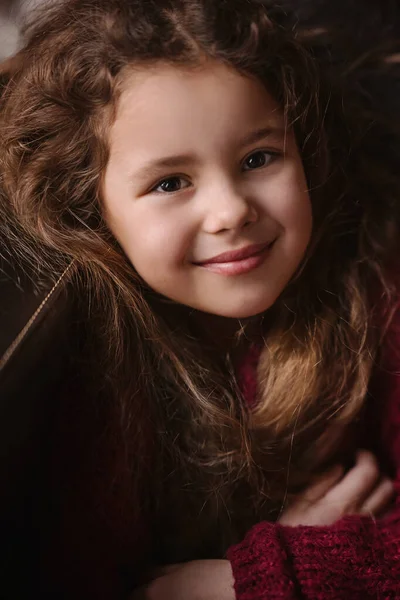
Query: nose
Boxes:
[{"xmin": 202, "ymin": 183, "xmax": 258, "ymax": 234}]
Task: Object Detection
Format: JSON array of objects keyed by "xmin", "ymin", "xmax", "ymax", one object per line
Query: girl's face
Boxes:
[{"xmin": 103, "ymin": 62, "xmax": 312, "ymax": 318}]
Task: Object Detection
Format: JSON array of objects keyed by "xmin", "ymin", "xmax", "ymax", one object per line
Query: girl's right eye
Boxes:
[{"xmin": 151, "ymin": 176, "xmax": 191, "ymax": 194}]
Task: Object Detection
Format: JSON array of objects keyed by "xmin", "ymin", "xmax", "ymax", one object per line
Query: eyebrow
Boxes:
[
  {"xmin": 133, "ymin": 125, "xmax": 285, "ymax": 181},
  {"xmin": 239, "ymin": 125, "xmax": 286, "ymax": 147}
]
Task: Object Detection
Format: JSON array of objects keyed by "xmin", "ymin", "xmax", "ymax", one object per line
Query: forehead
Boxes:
[
  {"xmin": 117, "ymin": 60, "xmax": 280, "ymax": 109},
  {"xmin": 109, "ymin": 61, "xmax": 285, "ymax": 153}
]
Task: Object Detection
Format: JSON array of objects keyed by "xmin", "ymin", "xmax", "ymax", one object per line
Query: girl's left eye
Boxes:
[
  {"xmin": 152, "ymin": 176, "xmax": 191, "ymax": 194},
  {"xmin": 242, "ymin": 150, "xmax": 277, "ymax": 171}
]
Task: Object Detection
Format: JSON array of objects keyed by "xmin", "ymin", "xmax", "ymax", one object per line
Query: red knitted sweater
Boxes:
[{"xmin": 227, "ymin": 304, "xmax": 400, "ymax": 599}]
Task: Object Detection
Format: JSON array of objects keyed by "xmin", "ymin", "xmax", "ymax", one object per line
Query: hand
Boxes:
[
  {"xmin": 131, "ymin": 560, "xmax": 234, "ymax": 600},
  {"xmin": 279, "ymin": 450, "xmax": 394, "ymax": 527}
]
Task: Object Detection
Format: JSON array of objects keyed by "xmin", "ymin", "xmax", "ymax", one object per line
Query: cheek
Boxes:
[
  {"xmin": 284, "ymin": 196, "xmax": 313, "ymax": 257},
  {"xmin": 268, "ymin": 165, "xmax": 312, "ymax": 235},
  {"xmin": 286, "ymin": 193, "xmax": 312, "ymax": 235},
  {"xmin": 108, "ymin": 207, "xmax": 192, "ymax": 272}
]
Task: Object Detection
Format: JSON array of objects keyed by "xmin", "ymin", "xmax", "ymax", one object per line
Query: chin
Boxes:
[{"xmin": 215, "ymin": 298, "xmax": 276, "ymax": 319}]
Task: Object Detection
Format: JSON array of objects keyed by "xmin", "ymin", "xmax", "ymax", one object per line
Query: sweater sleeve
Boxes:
[
  {"xmin": 227, "ymin": 305, "xmax": 400, "ymax": 599},
  {"xmin": 227, "ymin": 512, "xmax": 400, "ymax": 599}
]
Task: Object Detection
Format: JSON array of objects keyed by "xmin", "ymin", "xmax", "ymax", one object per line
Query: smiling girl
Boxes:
[
  {"xmin": 1, "ymin": 0, "xmax": 400, "ymax": 598},
  {"xmin": 104, "ymin": 63, "xmax": 311, "ymax": 319}
]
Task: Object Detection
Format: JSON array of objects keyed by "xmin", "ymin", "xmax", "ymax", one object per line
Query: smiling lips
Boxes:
[{"xmin": 195, "ymin": 241, "xmax": 274, "ymax": 276}]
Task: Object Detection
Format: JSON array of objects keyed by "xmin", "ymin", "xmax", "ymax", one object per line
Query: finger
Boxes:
[
  {"xmin": 149, "ymin": 563, "xmax": 184, "ymax": 580},
  {"xmin": 301, "ymin": 464, "xmax": 345, "ymax": 504},
  {"xmin": 324, "ymin": 450, "xmax": 380, "ymax": 509},
  {"xmin": 160, "ymin": 564, "xmax": 184, "ymax": 575},
  {"xmin": 360, "ymin": 478, "xmax": 395, "ymax": 516}
]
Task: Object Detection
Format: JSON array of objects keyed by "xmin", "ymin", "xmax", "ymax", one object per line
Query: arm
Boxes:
[
  {"xmin": 228, "ymin": 314, "xmax": 400, "ymax": 600},
  {"xmin": 228, "ymin": 510, "xmax": 400, "ymax": 599},
  {"xmin": 132, "ymin": 452, "xmax": 397, "ymax": 600}
]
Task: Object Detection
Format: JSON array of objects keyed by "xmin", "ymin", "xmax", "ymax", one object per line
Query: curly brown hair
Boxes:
[{"xmin": 1, "ymin": 0, "xmax": 399, "ymax": 563}]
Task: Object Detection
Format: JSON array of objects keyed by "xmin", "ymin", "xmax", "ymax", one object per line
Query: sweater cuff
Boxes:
[
  {"xmin": 227, "ymin": 516, "xmax": 395, "ymax": 600},
  {"xmin": 226, "ymin": 521, "xmax": 298, "ymax": 600}
]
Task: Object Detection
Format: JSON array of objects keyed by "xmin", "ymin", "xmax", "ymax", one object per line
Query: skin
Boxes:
[{"xmin": 103, "ymin": 61, "xmax": 312, "ymax": 321}]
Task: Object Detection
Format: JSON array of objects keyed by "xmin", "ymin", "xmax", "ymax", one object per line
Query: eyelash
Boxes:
[{"xmin": 149, "ymin": 149, "xmax": 280, "ymax": 194}]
